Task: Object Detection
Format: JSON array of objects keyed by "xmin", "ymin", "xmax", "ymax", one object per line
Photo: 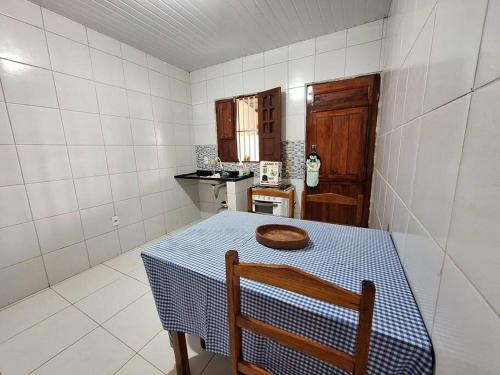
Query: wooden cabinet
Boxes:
[{"xmin": 305, "ymin": 75, "xmax": 380, "ymax": 227}]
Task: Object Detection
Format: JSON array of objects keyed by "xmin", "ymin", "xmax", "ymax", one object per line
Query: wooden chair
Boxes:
[
  {"xmin": 300, "ymin": 192, "xmax": 364, "ymax": 226},
  {"xmin": 225, "ymin": 250, "xmax": 376, "ymax": 375}
]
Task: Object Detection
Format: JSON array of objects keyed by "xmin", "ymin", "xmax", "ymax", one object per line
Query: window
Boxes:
[
  {"xmin": 235, "ymin": 95, "xmax": 259, "ymax": 162},
  {"xmin": 215, "ymin": 87, "xmax": 281, "ymax": 163}
]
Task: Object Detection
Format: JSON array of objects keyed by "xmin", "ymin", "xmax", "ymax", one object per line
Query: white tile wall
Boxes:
[
  {"xmin": 0, "ymin": 60, "xmax": 58, "ymax": 107},
  {"xmin": 121, "ymin": 43, "xmax": 147, "ymax": 67},
  {"xmin": 87, "ymin": 29, "xmax": 121, "ymax": 57},
  {"xmin": 412, "ymin": 96, "xmax": 470, "ymax": 248},
  {"xmin": 90, "ymin": 49, "xmax": 125, "ymax": 87},
  {"xmin": 46, "ymin": 32, "xmax": 93, "ymax": 79},
  {"xmin": 67, "ymin": 145, "xmax": 107, "ymax": 178},
  {"xmin": 0, "ymin": 257, "xmax": 48, "ymax": 307},
  {"xmin": 190, "ymin": 23, "xmax": 383, "ymax": 145},
  {"xmin": 109, "ymin": 172, "xmax": 140, "ymax": 201},
  {"xmin": 42, "ymin": 242, "xmax": 89, "ymax": 284},
  {"xmin": 346, "ymin": 20, "xmax": 383, "ymax": 46},
  {"xmin": 372, "ymin": 1, "xmax": 500, "ymax": 373},
  {"xmin": 53, "ymin": 73, "xmax": 98, "ymax": 113},
  {"xmin": 35, "ymin": 211, "xmax": 84, "ymax": 254},
  {"xmin": 446, "ymin": 80, "xmax": 500, "ymax": 315},
  {"xmin": 345, "ymin": 40, "xmax": 382, "ymax": 77},
  {"xmin": 314, "ymin": 49, "xmax": 346, "ymax": 82},
  {"xmin": 432, "ymin": 257, "xmax": 500, "ymax": 375},
  {"xmin": 0, "ymin": 145, "xmax": 22, "ymax": 186},
  {"xmin": 474, "ymin": 0, "xmax": 500, "ymax": 88},
  {"xmin": 74, "ymin": 175, "xmax": 112, "ymax": 209},
  {"xmin": 86, "ymin": 230, "xmax": 121, "ymax": 266},
  {"xmin": 41, "ymin": 8, "xmax": 87, "ymax": 44},
  {"xmin": 61, "ymin": 111, "xmax": 103, "ymax": 145},
  {"xmin": 118, "ymin": 221, "xmax": 146, "ymax": 252},
  {"xmin": 423, "ymin": 0, "xmax": 487, "ymax": 112},
  {"xmin": 26, "ymin": 179, "xmax": 78, "ymax": 219},
  {"xmin": 0, "ymin": 221, "xmax": 39, "ymax": 269},
  {"xmin": 100, "ymin": 115, "xmax": 133, "ymax": 145},
  {"xmin": 17, "ymin": 145, "xmax": 72, "ymax": 183},
  {"xmin": 0, "ymin": 14, "xmax": 50, "ymax": 68},
  {"xmin": 0, "ymin": 0, "xmax": 43, "ymax": 27},
  {"xmin": 8, "ymin": 103, "xmax": 65, "ymax": 144},
  {"xmin": 0, "ymin": 102, "xmax": 14, "ymax": 142},
  {"xmin": 0, "ymin": 185, "xmax": 32, "ymax": 227},
  {"xmin": 0, "ymin": 0, "xmax": 199, "ymax": 308},
  {"xmin": 114, "ymin": 197, "xmax": 142, "ymax": 227}
]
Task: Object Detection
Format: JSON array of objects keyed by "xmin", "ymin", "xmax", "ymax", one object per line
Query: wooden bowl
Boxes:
[{"xmin": 256, "ymin": 224, "xmax": 309, "ymax": 250}]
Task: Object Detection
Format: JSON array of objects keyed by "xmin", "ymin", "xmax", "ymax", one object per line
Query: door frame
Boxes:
[{"xmin": 305, "ymin": 74, "xmax": 380, "ymax": 227}]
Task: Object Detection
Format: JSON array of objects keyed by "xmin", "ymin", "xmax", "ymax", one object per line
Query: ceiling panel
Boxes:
[{"xmin": 32, "ymin": 0, "xmax": 391, "ymax": 71}]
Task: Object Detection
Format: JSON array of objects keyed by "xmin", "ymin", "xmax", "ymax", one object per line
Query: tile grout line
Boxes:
[
  {"xmin": 428, "ymin": 94, "xmax": 474, "ymax": 336},
  {"xmin": 1, "ymin": 220, "xmax": 210, "ymax": 373},
  {"xmin": 433, "ymin": 0, "xmax": 500, "ymax": 320},
  {"xmin": 376, "ymin": 161, "xmax": 500, "ymax": 323},
  {"xmin": 377, "ymin": 89, "xmax": 474, "ymax": 138},
  {"xmin": 0, "ymin": 291, "xmax": 69, "ymax": 345},
  {"xmin": 198, "ymin": 351, "xmax": 217, "ymax": 375},
  {"xmin": 0, "ymin": 55, "xmax": 189, "ymax": 106},
  {"xmin": 26, "ymin": 325, "xmax": 102, "ymax": 375},
  {"xmin": 51, "ymin": 276, "xmax": 154, "ymax": 347},
  {"xmin": 115, "ymin": 329, "xmax": 170, "ymax": 375},
  {"xmin": 51, "ymin": 271, "xmax": 135, "ymax": 305},
  {"xmin": 48, "ymin": 20, "xmax": 95, "ymax": 272},
  {"xmin": 89, "ymin": 33, "xmax": 123, "ymax": 258},
  {"xmin": 2, "ymin": 5, "xmax": 53, "ymax": 290},
  {"xmin": 0, "ymin": 169, "xmax": 176, "ymax": 189},
  {"xmin": 128, "ymin": 57, "xmax": 150, "ymax": 243},
  {"xmin": 0, "ymin": 180, "xmax": 186, "ymax": 270},
  {"xmin": 24, "ymin": 287, "xmax": 160, "ymax": 374},
  {"xmin": 380, "ymin": 0, "xmax": 500, "ymax": 330}
]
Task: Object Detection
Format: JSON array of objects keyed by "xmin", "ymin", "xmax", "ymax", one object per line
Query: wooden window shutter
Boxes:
[
  {"xmin": 216, "ymin": 99, "xmax": 238, "ymax": 162},
  {"xmin": 258, "ymin": 87, "xmax": 281, "ymax": 161}
]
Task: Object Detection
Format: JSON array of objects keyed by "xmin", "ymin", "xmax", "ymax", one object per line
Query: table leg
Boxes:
[{"xmin": 170, "ymin": 331, "xmax": 191, "ymax": 375}]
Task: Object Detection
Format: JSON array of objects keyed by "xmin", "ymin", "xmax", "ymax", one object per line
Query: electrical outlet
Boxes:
[{"xmin": 112, "ymin": 216, "xmax": 120, "ymax": 226}]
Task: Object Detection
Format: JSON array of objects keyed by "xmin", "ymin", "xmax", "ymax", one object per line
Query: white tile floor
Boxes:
[{"xmin": 0, "ymin": 226, "xmax": 231, "ymax": 375}]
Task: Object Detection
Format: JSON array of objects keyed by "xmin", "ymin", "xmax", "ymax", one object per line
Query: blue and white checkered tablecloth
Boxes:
[{"xmin": 142, "ymin": 211, "xmax": 434, "ymax": 375}]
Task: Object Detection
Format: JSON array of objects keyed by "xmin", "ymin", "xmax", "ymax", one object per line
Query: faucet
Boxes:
[{"xmin": 215, "ymin": 157, "xmax": 223, "ymax": 172}]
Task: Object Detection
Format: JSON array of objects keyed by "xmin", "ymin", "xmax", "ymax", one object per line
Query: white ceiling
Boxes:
[{"xmin": 32, "ymin": 0, "xmax": 391, "ymax": 72}]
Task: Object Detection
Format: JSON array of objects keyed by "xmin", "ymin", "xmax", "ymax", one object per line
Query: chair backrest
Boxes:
[
  {"xmin": 225, "ymin": 250, "xmax": 376, "ymax": 375},
  {"xmin": 301, "ymin": 192, "xmax": 364, "ymax": 226}
]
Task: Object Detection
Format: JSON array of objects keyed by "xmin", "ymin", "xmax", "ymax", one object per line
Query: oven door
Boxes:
[{"xmin": 253, "ymin": 200, "xmax": 277, "ymax": 215}]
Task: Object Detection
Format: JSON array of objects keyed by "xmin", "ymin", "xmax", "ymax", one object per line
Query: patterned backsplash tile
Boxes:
[
  {"xmin": 281, "ymin": 140, "xmax": 305, "ymax": 179},
  {"xmin": 195, "ymin": 140, "xmax": 305, "ymax": 179}
]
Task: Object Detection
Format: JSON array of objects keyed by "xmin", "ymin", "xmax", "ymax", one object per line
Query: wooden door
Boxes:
[{"xmin": 305, "ymin": 75, "xmax": 379, "ymax": 227}]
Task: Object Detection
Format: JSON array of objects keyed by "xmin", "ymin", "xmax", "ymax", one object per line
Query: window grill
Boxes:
[{"xmin": 235, "ymin": 95, "xmax": 259, "ymax": 162}]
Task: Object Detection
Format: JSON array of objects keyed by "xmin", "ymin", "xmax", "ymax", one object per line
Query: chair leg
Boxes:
[{"xmin": 170, "ymin": 331, "xmax": 191, "ymax": 375}]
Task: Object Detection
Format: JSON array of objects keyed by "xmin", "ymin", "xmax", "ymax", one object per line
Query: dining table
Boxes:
[{"xmin": 141, "ymin": 211, "xmax": 434, "ymax": 375}]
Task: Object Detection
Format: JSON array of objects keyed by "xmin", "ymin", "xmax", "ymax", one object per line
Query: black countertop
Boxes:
[{"xmin": 174, "ymin": 171, "xmax": 254, "ymax": 183}]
